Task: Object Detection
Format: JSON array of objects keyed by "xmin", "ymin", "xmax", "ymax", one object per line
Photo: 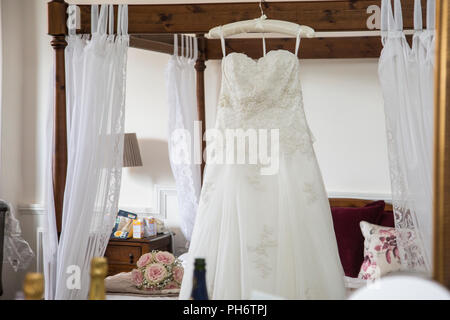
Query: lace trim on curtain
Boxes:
[
  {"xmin": 380, "ymin": 0, "xmax": 435, "ymax": 273},
  {"xmin": 53, "ymin": 4, "xmax": 129, "ymax": 299},
  {"xmin": 167, "ymin": 35, "xmax": 201, "ymax": 242}
]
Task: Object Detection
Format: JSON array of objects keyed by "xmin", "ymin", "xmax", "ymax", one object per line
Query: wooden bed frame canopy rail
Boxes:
[
  {"xmin": 131, "ymin": 34, "xmax": 414, "ymax": 60},
  {"xmin": 71, "ymin": 1, "xmax": 421, "ymax": 34},
  {"xmin": 50, "ymin": 1, "xmax": 424, "ymax": 60},
  {"xmin": 48, "ymin": 0, "xmax": 450, "ymax": 289}
]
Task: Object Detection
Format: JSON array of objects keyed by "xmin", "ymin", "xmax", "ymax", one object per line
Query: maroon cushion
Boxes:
[{"xmin": 331, "ymin": 201, "xmax": 386, "ymax": 278}]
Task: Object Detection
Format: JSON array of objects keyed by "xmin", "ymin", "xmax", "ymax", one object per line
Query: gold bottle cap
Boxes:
[
  {"xmin": 91, "ymin": 257, "xmax": 108, "ymax": 277},
  {"xmin": 23, "ymin": 272, "xmax": 44, "ymax": 300}
]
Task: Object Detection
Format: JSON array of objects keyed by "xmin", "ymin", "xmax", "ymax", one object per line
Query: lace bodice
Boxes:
[{"xmin": 215, "ymin": 49, "xmax": 315, "ymax": 155}]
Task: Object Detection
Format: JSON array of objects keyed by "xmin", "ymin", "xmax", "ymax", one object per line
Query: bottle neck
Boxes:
[
  {"xmin": 194, "ymin": 260, "xmax": 206, "ymax": 272},
  {"xmin": 194, "ymin": 267, "xmax": 207, "ymax": 277},
  {"xmin": 194, "ymin": 266, "xmax": 206, "ymax": 272}
]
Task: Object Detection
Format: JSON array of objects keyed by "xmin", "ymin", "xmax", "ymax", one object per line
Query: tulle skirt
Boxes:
[{"xmin": 179, "ymin": 150, "xmax": 346, "ymax": 300}]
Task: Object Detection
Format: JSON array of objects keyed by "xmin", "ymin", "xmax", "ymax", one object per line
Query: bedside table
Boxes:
[{"xmin": 104, "ymin": 233, "xmax": 173, "ymax": 276}]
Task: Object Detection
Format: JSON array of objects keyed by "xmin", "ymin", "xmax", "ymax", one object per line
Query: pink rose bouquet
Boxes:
[{"xmin": 131, "ymin": 250, "xmax": 183, "ymax": 291}]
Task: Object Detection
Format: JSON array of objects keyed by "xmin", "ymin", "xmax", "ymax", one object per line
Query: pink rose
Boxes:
[
  {"xmin": 154, "ymin": 251, "xmax": 175, "ymax": 265},
  {"xmin": 173, "ymin": 265, "xmax": 184, "ymax": 284},
  {"xmin": 144, "ymin": 263, "xmax": 168, "ymax": 284},
  {"xmin": 164, "ymin": 281, "xmax": 180, "ymax": 290},
  {"xmin": 131, "ymin": 269, "xmax": 144, "ymax": 286},
  {"xmin": 137, "ymin": 253, "xmax": 153, "ymax": 268}
]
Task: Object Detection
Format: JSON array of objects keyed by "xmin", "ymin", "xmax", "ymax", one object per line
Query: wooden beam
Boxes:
[
  {"xmin": 76, "ymin": 1, "xmax": 425, "ymax": 35},
  {"xmin": 433, "ymin": 0, "xmax": 450, "ymax": 290},
  {"xmin": 205, "ymin": 36, "xmax": 385, "ymax": 59},
  {"xmin": 48, "ymin": 0, "xmax": 68, "ymax": 234},
  {"xmin": 132, "ymin": 35, "xmax": 415, "ymax": 60},
  {"xmin": 130, "ymin": 35, "xmax": 202, "ymax": 56},
  {"xmin": 130, "ymin": 35, "xmax": 174, "ymax": 55}
]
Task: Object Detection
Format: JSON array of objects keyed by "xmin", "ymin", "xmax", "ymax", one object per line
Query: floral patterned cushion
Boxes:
[{"xmin": 358, "ymin": 221, "xmax": 402, "ymax": 280}]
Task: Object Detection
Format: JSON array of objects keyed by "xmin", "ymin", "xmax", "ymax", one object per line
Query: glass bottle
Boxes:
[
  {"xmin": 23, "ymin": 272, "xmax": 44, "ymax": 300},
  {"xmin": 89, "ymin": 257, "xmax": 108, "ymax": 300},
  {"xmin": 190, "ymin": 258, "xmax": 209, "ymax": 300}
]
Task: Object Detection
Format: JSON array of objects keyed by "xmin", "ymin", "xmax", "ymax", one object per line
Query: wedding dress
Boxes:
[{"xmin": 179, "ymin": 32, "xmax": 346, "ymax": 300}]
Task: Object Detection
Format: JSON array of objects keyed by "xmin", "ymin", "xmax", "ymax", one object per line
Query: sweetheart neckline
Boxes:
[{"xmin": 222, "ymin": 49, "xmax": 299, "ymax": 63}]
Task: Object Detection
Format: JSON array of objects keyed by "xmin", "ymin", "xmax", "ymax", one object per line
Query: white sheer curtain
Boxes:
[
  {"xmin": 44, "ymin": 4, "xmax": 129, "ymax": 300},
  {"xmin": 379, "ymin": 0, "xmax": 435, "ymax": 273},
  {"xmin": 43, "ymin": 60, "xmax": 58, "ymax": 299},
  {"xmin": 166, "ymin": 35, "xmax": 201, "ymax": 242}
]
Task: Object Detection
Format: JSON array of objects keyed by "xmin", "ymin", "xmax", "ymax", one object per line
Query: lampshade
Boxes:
[{"xmin": 123, "ymin": 133, "xmax": 143, "ymax": 167}]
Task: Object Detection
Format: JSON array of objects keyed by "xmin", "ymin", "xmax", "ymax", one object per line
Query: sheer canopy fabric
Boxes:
[
  {"xmin": 379, "ymin": 0, "xmax": 435, "ymax": 273},
  {"xmin": 43, "ymin": 51, "xmax": 58, "ymax": 300},
  {"xmin": 44, "ymin": 4, "xmax": 129, "ymax": 300},
  {"xmin": 166, "ymin": 35, "xmax": 201, "ymax": 242}
]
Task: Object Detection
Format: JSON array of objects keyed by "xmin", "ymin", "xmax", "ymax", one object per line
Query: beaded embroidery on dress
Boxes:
[{"xmin": 179, "ymin": 34, "xmax": 346, "ymax": 300}]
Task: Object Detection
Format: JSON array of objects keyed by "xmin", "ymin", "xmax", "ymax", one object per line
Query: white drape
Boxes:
[
  {"xmin": 379, "ymin": 0, "xmax": 435, "ymax": 273},
  {"xmin": 44, "ymin": 4, "xmax": 129, "ymax": 300},
  {"xmin": 43, "ymin": 60, "xmax": 58, "ymax": 299},
  {"xmin": 166, "ymin": 35, "xmax": 201, "ymax": 242}
]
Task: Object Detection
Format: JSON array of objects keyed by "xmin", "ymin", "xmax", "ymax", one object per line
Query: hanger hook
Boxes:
[{"xmin": 259, "ymin": 0, "xmax": 266, "ymax": 17}]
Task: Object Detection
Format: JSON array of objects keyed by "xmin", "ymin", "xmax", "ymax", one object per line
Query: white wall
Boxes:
[
  {"xmin": 1, "ymin": 0, "xmax": 390, "ymax": 299},
  {"xmin": 1, "ymin": 0, "xmax": 52, "ymax": 300},
  {"xmin": 301, "ymin": 59, "xmax": 391, "ymax": 197}
]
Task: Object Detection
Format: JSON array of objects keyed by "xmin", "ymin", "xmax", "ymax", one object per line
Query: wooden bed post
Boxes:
[
  {"xmin": 48, "ymin": 0, "xmax": 68, "ymax": 234},
  {"xmin": 195, "ymin": 34, "xmax": 207, "ymax": 183}
]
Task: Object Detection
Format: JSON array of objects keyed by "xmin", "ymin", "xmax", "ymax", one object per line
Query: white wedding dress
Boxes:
[{"xmin": 179, "ymin": 33, "xmax": 346, "ymax": 300}]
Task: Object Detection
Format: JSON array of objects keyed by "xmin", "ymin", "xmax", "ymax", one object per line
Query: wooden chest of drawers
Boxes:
[{"xmin": 104, "ymin": 233, "xmax": 173, "ymax": 276}]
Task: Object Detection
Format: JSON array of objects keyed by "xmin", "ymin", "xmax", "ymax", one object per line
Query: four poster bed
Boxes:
[{"xmin": 47, "ymin": 0, "xmax": 450, "ymax": 291}]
